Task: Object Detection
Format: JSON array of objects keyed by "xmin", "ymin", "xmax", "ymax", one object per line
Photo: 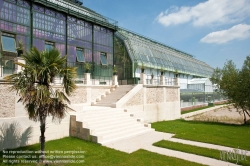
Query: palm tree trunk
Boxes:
[{"xmin": 40, "ymin": 115, "xmax": 46, "ymax": 162}]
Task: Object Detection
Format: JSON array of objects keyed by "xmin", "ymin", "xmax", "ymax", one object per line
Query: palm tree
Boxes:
[{"xmin": 5, "ymin": 47, "xmax": 76, "ymax": 162}]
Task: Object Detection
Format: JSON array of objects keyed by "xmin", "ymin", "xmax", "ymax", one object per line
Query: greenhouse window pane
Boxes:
[
  {"xmin": 141, "ymin": 55, "xmax": 148, "ymax": 62},
  {"xmin": 156, "ymin": 58, "xmax": 162, "ymax": 64},
  {"xmin": 100, "ymin": 52, "xmax": 107, "ymax": 65},
  {"xmin": 45, "ymin": 41, "xmax": 54, "ymax": 51},
  {"xmin": 76, "ymin": 48, "xmax": 85, "ymax": 62},
  {"xmin": 149, "ymin": 56, "xmax": 156, "ymax": 64},
  {"xmin": 1, "ymin": 34, "xmax": 16, "ymax": 52}
]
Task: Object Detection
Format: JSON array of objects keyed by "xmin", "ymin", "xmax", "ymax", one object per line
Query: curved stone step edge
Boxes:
[{"xmin": 96, "ymin": 129, "xmax": 155, "ymax": 145}]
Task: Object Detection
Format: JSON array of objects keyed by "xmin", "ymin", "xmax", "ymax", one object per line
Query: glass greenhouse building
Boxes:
[
  {"xmin": 0, "ymin": 0, "xmax": 214, "ymax": 88},
  {"xmin": 114, "ymin": 28, "xmax": 214, "ymax": 87}
]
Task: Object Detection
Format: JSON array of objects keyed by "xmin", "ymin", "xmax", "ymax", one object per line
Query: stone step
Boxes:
[
  {"xmin": 94, "ymin": 103, "xmax": 112, "ymax": 107},
  {"xmin": 92, "ymin": 123, "xmax": 147, "ymax": 136},
  {"xmin": 100, "ymin": 97, "xmax": 125, "ymax": 101},
  {"xmin": 72, "ymin": 106, "xmax": 153, "ymax": 145},
  {"xmin": 95, "ymin": 85, "xmax": 134, "ymax": 107},
  {"xmin": 87, "ymin": 117, "xmax": 135, "ymax": 129},
  {"xmin": 103, "ymin": 94, "xmax": 126, "ymax": 97},
  {"xmin": 102, "ymin": 127, "xmax": 153, "ymax": 140},
  {"xmin": 95, "ymin": 102, "xmax": 117, "ymax": 105},
  {"xmin": 108, "ymin": 89, "xmax": 131, "ymax": 92},
  {"xmin": 98, "ymin": 98, "xmax": 121, "ymax": 101},
  {"xmin": 78, "ymin": 112, "xmax": 131, "ymax": 122},
  {"xmin": 99, "ymin": 128, "xmax": 154, "ymax": 145},
  {"xmin": 102, "ymin": 94, "xmax": 128, "ymax": 98},
  {"xmin": 76, "ymin": 109, "xmax": 125, "ymax": 116},
  {"xmin": 92, "ymin": 119, "xmax": 142, "ymax": 133},
  {"xmin": 75, "ymin": 109, "xmax": 123, "ymax": 115}
]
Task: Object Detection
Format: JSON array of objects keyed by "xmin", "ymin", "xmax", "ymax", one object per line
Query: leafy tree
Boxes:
[
  {"xmin": 210, "ymin": 67, "xmax": 222, "ymax": 90},
  {"xmin": 5, "ymin": 47, "xmax": 76, "ymax": 161},
  {"xmin": 210, "ymin": 56, "xmax": 250, "ymax": 124}
]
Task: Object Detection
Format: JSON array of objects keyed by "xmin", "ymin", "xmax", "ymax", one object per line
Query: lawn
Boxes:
[
  {"xmin": 152, "ymin": 119, "xmax": 250, "ymax": 150},
  {"xmin": 181, "ymin": 106, "xmax": 213, "ymax": 114},
  {"xmin": 0, "ymin": 137, "xmax": 203, "ymax": 166},
  {"xmin": 154, "ymin": 140, "xmax": 250, "ymax": 166}
]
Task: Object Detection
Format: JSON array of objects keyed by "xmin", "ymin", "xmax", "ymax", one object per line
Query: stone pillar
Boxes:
[
  {"xmin": 150, "ymin": 78, "xmax": 154, "ymax": 85},
  {"xmin": 160, "ymin": 75, "xmax": 165, "ymax": 85},
  {"xmin": 84, "ymin": 73, "xmax": 91, "ymax": 85},
  {"xmin": 112, "ymin": 75, "xmax": 118, "ymax": 86},
  {"xmin": 140, "ymin": 73, "xmax": 146, "ymax": 85},
  {"xmin": 15, "ymin": 57, "xmax": 25, "ymax": 73},
  {"xmin": 174, "ymin": 77, "xmax": 179, "ymax": 86},
  {"xmin": 0, "ymin": 63, "xmax": 3, "ymax": 78}
]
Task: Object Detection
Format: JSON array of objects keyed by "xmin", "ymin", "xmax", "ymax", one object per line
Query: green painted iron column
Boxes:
[
  {"xmin": 30, "ymin": 1, "xmax": 33, "ymax": 47},
  {"xmin": 65, "ymin": 14, "xmax": 68, "ymax": 55},
  {"xmin": 91, "ymin": 23, "xmax": 94, "ymax": 77}
]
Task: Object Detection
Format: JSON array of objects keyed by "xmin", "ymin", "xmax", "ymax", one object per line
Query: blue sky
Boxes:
[{"xmin": 83, "ymin": 0, "xmax": 250, "ymax": 69}]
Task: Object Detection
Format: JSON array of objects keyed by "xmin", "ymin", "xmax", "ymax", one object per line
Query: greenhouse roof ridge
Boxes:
[{"xmin": 35, "ymin": 0, "xmax": 118, "ymax": 29}]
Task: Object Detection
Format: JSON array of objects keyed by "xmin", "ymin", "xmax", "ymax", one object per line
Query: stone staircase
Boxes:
[
  {"xmin": 94, "ymin": 85, "xmax": 134, "ymax": 107},
  {"xmin": 70, "ymin": 107, "xmax": 154, "ymax": 145}
]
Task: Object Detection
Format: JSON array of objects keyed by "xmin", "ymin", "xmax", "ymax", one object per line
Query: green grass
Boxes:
[
  {"xmin": 154, "ymin": 140, "xmax": 250, "ymax": 166},
  {"xmin": 181, "ymin": 106, "xmax": 213, "ymax": 114},
  {"xmin": 152, "ymin": 119, "xmax": 250, "ymax": 150},
  {"xmin": 0, "ymin": 137, "xmax": 204, "ymax": 166}
]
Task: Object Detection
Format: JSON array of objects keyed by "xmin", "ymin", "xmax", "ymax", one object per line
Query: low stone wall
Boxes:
[
  {"xmin": 0, "ymin": 83, "xmax": 15, "ymax": 118},
  {"xmin": 121, "ymin": 85, "xmax": 181, "ymax": 123},
  {"xmin": 67, "ymin": 86, "xmax": 88, "ymax": 104},
  {"xmin": 0, "ymin": 83, "xmax": 112, "ymax": 118},
  {"xmin": 0, "ymin": 82, "xmax": 112, "ymax": 150},
  {"xmin": 0, "ymin": 114, "xmax": 70, "ymax": 151},
  {"xmin": 0, "ymin": 82, "xmax": 180, "ymax": 149},
  {"xmin": 54, "ymin": 85, "xmax": 111, "ymax": 105}
]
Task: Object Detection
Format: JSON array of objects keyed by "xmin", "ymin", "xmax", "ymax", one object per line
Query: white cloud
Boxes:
[
  {"xmin": 200, "ymin": 24, "xmax": 250, "ymax": 44},
  {"xmin": 156, "ymin": 0, "xmax": 250, "ymax": 27}
]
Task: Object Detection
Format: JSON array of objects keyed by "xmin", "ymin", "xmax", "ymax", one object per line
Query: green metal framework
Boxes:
[
  {"xmin": 114, "ymin": 36, "xmax": 133, "ymax": 81},
  {"xmin": 0, "ymin": 0, "xmax": 116, "ymax": 81},
  {"xmin": 33, "ymin": 0, "xmax": 118, "ymax": 30},
  {"xmin": 116, "ymin": 28, "xmax": 214, "ymax": 78}
]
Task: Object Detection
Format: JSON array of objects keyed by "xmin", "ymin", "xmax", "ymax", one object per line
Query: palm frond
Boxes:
[{"xmin": 6, "ymin": 47, "xmax": 76, "ymax": 123}]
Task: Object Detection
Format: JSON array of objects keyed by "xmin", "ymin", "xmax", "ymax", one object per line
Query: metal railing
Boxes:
[
  {"xmin": 180, "ymin": 92, "xmax": 227, "ymax": 108},
  {"xmin": 91, "ymin": 76, "xmax": 112, "ymax": 85},
  {"xmin": 165, "ymin": 78, "xmax": 176, "ymax": 86},
  {"xmin": 145, "ymin": 77, "xmax": 176, "ymax": 86}
]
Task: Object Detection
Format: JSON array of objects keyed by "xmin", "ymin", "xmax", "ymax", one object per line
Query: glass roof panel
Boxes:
[{"xmin": 115, "ymin": 28, "xmax": 214, "ymax": 77}]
